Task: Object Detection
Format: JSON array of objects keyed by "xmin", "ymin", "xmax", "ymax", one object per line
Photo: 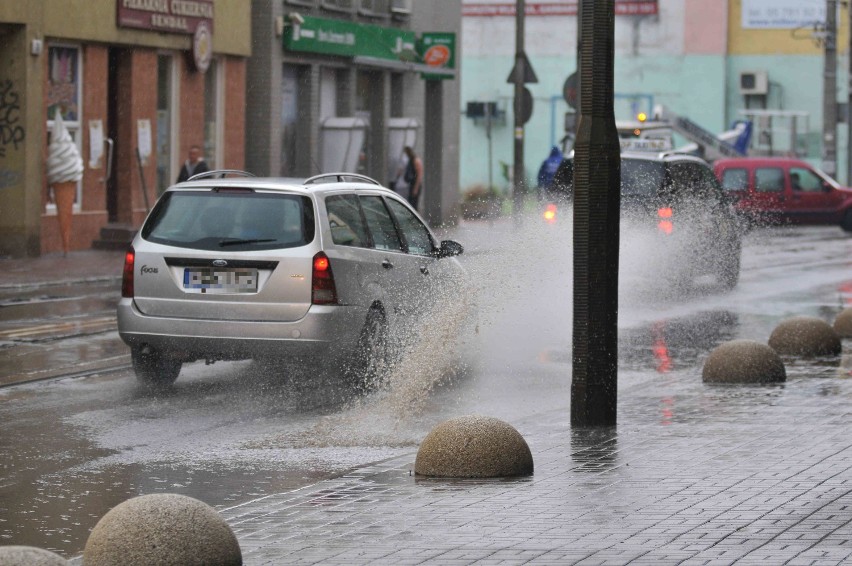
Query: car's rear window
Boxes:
[
  {"xmin": 141, "ymin": 190, "xmax": 315, "ymax": 251},
  {"xmin": 621, "ymin": 159, "xmax": 664, "ymax": 197}
]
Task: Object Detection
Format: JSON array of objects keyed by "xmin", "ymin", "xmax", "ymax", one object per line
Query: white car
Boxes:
[{"xmin": 117, "ymin": 171, "xmax": 466, "ymax": 388}]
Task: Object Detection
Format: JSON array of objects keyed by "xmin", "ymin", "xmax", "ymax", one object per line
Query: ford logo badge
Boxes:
[{"xmin": 212, "ymin": 259, "xmax": 228, "ymax": 267}]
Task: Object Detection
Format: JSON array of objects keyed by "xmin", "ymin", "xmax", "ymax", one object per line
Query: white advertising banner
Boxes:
[{"xmin": 742, "ymin": 0, "xmax": 826, "ymax": 29}]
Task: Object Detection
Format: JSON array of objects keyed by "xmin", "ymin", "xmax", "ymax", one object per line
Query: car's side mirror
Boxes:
[{"xmin": 435, "ymin": 240, "xmax": 463, "ymax": 258}]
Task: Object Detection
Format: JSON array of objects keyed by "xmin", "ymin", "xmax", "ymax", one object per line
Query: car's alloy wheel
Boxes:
[{"xmin": 132, "ymin": 347, "xmax": 182, "ymax": 388}]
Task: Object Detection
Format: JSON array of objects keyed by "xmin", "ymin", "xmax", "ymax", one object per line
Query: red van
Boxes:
[{"xmin": 714, "ymin": 157, "xmax": 852, "ymax": 231}]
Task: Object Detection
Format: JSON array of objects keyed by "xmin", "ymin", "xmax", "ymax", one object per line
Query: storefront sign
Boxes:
[
  {"xmin": 117, "ymin": 0, "xmax": 214, "ymax": 34},
  {"xmin": 419, "ymin": 32, "xmax": 456, "ymax": 80},
  {"xmin": 741, "ymin": 0, "xmax": 825, "ymax": 29},
  {"xmin": 283, "ymin": 15, "xmax": 416, "ymax": 61},
  {"xmin": 193, "ymin": 21, "xmax": 212, "ymax": 73},
  {"xmin": 462, "ymin": 1, "xmax": 658, "ymax": 17}
]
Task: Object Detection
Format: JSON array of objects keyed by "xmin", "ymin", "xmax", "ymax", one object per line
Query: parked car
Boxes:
[
  {"xmin": 117, "ymin": 171, "xmax": 466, "ymax": 389},
  {"xmin": 549, "ymin": 151, "xmax": 742, "ymax": 288},
  {"xmin": 714, "ymin": 157, "xmax": 852, "ymax": 230}
]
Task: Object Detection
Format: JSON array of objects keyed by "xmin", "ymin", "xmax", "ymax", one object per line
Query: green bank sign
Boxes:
[{"xmin": 283, "ymin": 15, "xmax": 417, "ymax": 61}]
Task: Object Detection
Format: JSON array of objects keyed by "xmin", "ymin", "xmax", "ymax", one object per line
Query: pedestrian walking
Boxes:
[
  {"xmin": 536, "ymin": 145, "xmax": 564, "ymax": 201},
  {"xmin": 402, "ymin": 146, "xmax": 423, "ymax": 210},
  {"xmin": 176, "ymin": 145, "xmax": 210, "ymax": 183}
]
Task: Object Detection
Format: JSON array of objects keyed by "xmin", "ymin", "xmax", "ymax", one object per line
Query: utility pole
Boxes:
[
  {"xmin": 512, "ymin": 0, "xmax": 526, "ymax": 220},
  {"xmin": 848, "ymin": 1, "xmax": 852, "ymax": 183},
  {"xmin": 824, "ymin": 0, "xmax": 837, "ymax": 177},
  {"xmin": 571, "ymin": 0, "xmax": 620, "ymax": 427}
]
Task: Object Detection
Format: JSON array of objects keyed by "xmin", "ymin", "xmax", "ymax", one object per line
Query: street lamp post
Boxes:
[
  {"xmin": 512, "ymin": 0, "xmax": 526, "ymax": 219},
  {"xmin": 823, "ymin": 0, "xmax": 838, "ymax": 177},
  {"xmin": 571, "ymin": 0, "xmax": 620, "ymax": 427}
]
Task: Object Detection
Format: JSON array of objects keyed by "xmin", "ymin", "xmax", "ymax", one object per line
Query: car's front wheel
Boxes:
[{"xmin": 132, "ymin": 347, "xmax": 182, "ymax": 388}]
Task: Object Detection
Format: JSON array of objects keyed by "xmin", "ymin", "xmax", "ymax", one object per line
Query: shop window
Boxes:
[
  {"xmin": 359, "ymin": 0, "xmax": 390, "ymax": 17},
  {"xmin": 390, "ymin": 73, "xmax": 403, "ymax": 117},
  {"xmin": 204, "ymin": 59, "xmax": 223, "ymax": 169},
  {"xmin": 156, "ymin": 55, "xmax": 176, "ymax": 195},
  {"xmin": 281, "ymin": 65, "xmax": 299, "ymax": 177},
  {"xmin": 319, "ymin": 67, "xmax": 337, "ymax": 122},
  {"xmin": 46, "ymin": 44, "xmax": 82, "ymax": 211},
  {"xmin": 321, "ymin": 0, "xmax": 353, "ymax": 13}
]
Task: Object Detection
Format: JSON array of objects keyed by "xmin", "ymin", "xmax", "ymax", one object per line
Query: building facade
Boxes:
[
  {"xmin": 460, "ymin": 0, "xmax": 852, "ymax": 193},
  {"xmin": 246, "ymin": 0, "xmax": 461, "ymax": 226},
  {"xmin": 0, "ymin": 1, "xmax": 250, "ymax": 257}
]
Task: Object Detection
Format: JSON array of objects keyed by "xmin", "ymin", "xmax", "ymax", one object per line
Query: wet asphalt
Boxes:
[{"xmin": 3, "ymin": 220, "xmax": 852, "ymax": 564}]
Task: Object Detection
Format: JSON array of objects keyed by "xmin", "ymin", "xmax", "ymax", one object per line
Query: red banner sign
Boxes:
[
  {"xmin": 463, "ymin": 1, "xmax": 658, "ymax": 17},
  {"xmin": 117, "ymin": 0, "xmax": 214, "ymax": 34}
]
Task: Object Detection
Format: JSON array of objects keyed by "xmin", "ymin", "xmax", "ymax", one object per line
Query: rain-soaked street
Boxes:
[{"xmin": 2, "ymin": 219, "xmax": 852, "ymax": 559}]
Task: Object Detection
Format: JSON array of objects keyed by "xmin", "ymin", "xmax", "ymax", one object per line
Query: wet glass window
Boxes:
[
  {"xmin": 359, "ymin": 195, "xmax": 403, "ymax": 251},
  {"xmin": 721, "ymin": 168, "xmax": 748, "ymax": 191},
  {"xmin": 620, "ymin": 159, "xmax": 664, "ymax": 197},
  {"xmin": 385, "ymin": 198, "xmax": 434, "ymax": 255},
  {"xmin": 142, "ymin": 191, "xmax": 315, "ymax": 251},
  {"xmin": 755, "ymin": 168, "xmax": 784, "ymax": 192},
  {"xmin": 789, "ymin": 167, "xmax": 823, "ymax": 192},
  {"xmin": 321, "ymin": 0, "xmax": 353, "ymax": 12},
  {"xmin": 326, "ymin": 194, "xmax": 370, "ymax": 247},
  {"xmin": 360, "ymin": 0, "xmax": 390, "ymax": 16}
]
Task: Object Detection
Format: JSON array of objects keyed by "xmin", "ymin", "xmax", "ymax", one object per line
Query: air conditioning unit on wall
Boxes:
[
  {"xmin": 740, "ymin": 71, "xmax": 769, "ymax": 96},
  {"xmin": 391, "ymin": 0, "xmax": 412, "ymax": 15}
]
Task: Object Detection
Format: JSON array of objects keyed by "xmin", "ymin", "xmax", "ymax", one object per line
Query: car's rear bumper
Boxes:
[{"xmin": 117, "ymin": 298, "xmax": 364, "ymax": 361}]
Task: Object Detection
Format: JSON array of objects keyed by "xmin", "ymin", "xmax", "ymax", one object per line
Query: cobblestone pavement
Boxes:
[{"xmin": 221, "ymin": 355, "xmax": 852, "ymax": 565}]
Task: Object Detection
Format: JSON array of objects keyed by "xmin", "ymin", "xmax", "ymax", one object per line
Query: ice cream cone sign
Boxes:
[{"xmin": 47, "ymin": 109, "xmax": 84, "ymax": 254}]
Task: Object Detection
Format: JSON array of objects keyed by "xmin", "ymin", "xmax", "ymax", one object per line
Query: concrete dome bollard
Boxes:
[
  {"xmin": 702, "ymin": 340, "xmax": 786, "ymax": 384},
  {"xmin": 834, "ymin": 307, "xmax": 852, "ymax": 338},
  {"xmin": 83, "ymin": 494, "xmax": 241, "ymax": 566},
  {"xmin": 415, "ymin": 415, "xmax": 533, "ymax": 478},
  {"xmin": 0, "ymin": 546, "xmax": 68, "ymax": 566},
  {"xmin": 768, "ymin": 316, "xmax": 842, "ymax": 357}
]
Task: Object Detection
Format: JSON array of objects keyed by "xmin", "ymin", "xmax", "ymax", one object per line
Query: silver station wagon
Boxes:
[{"xmin": 117, "ymin": 171, "xmax": 466, "ymax": 389}]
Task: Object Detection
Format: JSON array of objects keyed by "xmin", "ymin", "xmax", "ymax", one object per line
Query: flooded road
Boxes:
[{"xmin": 2, "ymin": 222, "xmax": 852, "ymax": 558}]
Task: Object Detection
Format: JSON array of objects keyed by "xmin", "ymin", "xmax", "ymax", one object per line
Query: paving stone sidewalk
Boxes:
[{"xmin": 221, "ymin": 359, "xmax": 852, "ymax": 566}]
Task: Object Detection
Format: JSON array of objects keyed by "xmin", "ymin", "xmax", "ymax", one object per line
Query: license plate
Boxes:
[{"xmin": 183, "ymin": 268, "xmax": 258, "ymax": 294}]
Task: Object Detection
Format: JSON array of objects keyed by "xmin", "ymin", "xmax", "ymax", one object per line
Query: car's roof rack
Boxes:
[
  {"xmin": 187, "ymin": 169, "xmax": 256, "ymax": 181},
  {"xmin": 303, "ymin": 172, "xmax": 382, "ymax": 186}
]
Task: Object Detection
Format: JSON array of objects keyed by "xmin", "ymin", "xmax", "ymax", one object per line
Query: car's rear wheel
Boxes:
[
  {"xmin": 841, "ymin": 209, "xmax": 852, "ymax": 232},
  {"xmin": 347, "ymin": 308, "xmax": 389, "ymax": 392},
  {"xmin": 132, "ymin": 347, "xmax": 182, "ymax": 388}
]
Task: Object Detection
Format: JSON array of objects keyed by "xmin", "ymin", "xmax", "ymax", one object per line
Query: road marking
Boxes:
[{"xmin": 0, "ymin": 316, "xmax": 116, "ymax": 339}]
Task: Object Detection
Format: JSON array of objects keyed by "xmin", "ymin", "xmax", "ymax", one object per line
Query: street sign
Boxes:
[
  {"xmin": 563, "ymin": 72, "xmax": 578, "ymax": 109},
  {"xmin": 506, "ymin": 52, "xmax": 539, "ymax": 84}
]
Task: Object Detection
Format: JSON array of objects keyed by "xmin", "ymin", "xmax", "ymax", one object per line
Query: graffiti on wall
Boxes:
[{"xmin": 0, "ymin": 79, "xmax": 25, "ymax": 159}]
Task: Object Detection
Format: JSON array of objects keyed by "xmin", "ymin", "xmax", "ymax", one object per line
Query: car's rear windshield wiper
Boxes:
[{"xmin": 218, "ymin": 238, "xmax": 277, "ymax": 247}]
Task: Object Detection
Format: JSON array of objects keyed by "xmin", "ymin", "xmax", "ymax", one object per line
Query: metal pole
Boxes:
[
  {"xmin": 512, "ymin": 0, "xmax": 526, "ymax": 219},
  {"xmin": 571, "ymin": 0, "xmax": 620, "ymax": 427},
  {"xmin": 823, "ymin": 0, "xmax": 837, "ymax": 177},
  {"xmin": 848, "ymin": 2, "xmax": 852, "ymax": 183}
]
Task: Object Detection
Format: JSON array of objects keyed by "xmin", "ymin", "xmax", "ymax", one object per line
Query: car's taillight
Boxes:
[
  {"xmin": 543, "ymin": 203, "xmax": 557, "ymax": 223},
  {"xmin": 121, "ymin": 246, "xmax": 135, "ymax": 298},
  {"xmin": 311, "ymin": 252, "xmax": 337, "ymax": 305},
  {"xmin": 657, "ymin": 207, "xmax": 673, "ymax": 235}
]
